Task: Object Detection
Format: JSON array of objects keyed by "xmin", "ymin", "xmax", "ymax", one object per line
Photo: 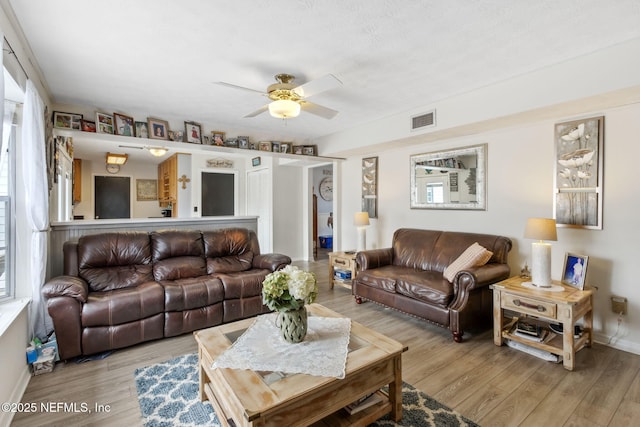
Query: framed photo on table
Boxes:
[{"xmin": 561, "ymin": 252, "xmax": 589, "ymax": 290}]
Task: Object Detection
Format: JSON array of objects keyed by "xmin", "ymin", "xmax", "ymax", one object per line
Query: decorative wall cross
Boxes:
[{"xmin": 178, "ymin": 174, "xmax": 191, "ymax": 189}]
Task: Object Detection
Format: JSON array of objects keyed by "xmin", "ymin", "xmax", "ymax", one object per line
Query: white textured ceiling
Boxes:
[{"xmin": 8, "ymin": 0, "xmax": 640, "ymax": 145}]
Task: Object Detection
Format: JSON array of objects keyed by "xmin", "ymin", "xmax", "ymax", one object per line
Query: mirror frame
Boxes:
[{"xmin": 410, "ymin": 143, "xmax": 487, "ymax": 210}]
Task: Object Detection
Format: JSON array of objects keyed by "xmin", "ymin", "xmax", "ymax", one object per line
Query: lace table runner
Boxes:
[{"xmin": 212, "ymin": 313, "xmax": 351, "ymax": 379}]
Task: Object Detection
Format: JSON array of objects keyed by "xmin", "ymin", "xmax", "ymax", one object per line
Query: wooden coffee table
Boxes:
[{"xmin": 194, "ymin": 303, "xmax": 407, "ymax": 427}]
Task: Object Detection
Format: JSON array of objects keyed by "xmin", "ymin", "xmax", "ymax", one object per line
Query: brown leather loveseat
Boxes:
[
  {"xmin": 42, "ymin": 228, "xmax": 291, "ymax": 360},
  {"xmin": 353, "ymin": 228, "xmax": 512, "ymax": 342}
]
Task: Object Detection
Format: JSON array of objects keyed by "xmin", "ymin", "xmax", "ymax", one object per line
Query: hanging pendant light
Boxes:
[{"xmin": 268, "ymin": 99, "xmax": 301, "ymax": 119}]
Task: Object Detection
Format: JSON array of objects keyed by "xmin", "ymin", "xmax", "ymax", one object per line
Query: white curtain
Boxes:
[{"xmin": 21, "ymin": 79, "xmax": 51, "ymax": 340}]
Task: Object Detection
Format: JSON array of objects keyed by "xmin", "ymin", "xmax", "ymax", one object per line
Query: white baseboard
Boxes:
[
  {"xmin": 594, "ymin": 332, "xmax": 640, "ymax": 356},
  {"xmin": 0, "ymin": 365, "xmax": 31, "ymax": 427}
]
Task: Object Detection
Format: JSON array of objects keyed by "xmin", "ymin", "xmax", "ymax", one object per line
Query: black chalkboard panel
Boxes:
[
  {"xmin": 95, "ymin": 175, "xmax": 130, "ymax": 219},
  {"xmin": 201, "ymin": 172, "xmax": 234, "ymax": 216}
]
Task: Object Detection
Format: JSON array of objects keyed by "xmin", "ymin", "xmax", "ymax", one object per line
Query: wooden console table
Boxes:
[{"xmin": 491, "ymin": 276, "xmax": 594, "ymax": 371}]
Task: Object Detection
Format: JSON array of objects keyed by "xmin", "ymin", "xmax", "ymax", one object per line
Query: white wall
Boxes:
[{"xmin": 336, "ymin": 102, "xmax": 640, "ymax": 354}]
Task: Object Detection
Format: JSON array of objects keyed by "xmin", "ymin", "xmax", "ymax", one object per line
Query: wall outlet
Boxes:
[{"xmin": 611, "ymin": 296, "xmax": 628, "ymax": 315}]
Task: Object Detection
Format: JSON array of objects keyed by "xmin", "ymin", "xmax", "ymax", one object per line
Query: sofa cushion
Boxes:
[
  {"xmin": 203, "ymin": 228, "xmax": 260, "ymax": 258},
  {"xmin": 443, "ymin": 242, "xmax": 493, "ymax": 282},
  {"xmin": 151, "ymin": 230, "xmax": 207, "ymax": 280},
  {"xmin": 82, "ymin": 281, "xmax": 165, "ymax": 327},
  {"xmin": 355, "ymin": 266, "xmax": 399, "ymax": 293},
  {"xmin": 395, "ymin": 270, "xmax": 454, "ymax": 306},
  {"xmin": 207, "ymin": 251, "xmax": 253, "ymax": 274},
  {"xmin": 78, "ymin": 232, "xmax": 153, "ymax": 291},
  {"xmin": 161, "ymin": 276, "xmax": 224, "ymax": 311},
  {"xmin": 217, "ymin": 269, "xmax": 270, "ymax": 299}
]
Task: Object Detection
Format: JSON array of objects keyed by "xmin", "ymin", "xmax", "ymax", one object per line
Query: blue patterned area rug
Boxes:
[{"xmin": 134, "ymin": 353, "xmax": 479, "ymax": 427}]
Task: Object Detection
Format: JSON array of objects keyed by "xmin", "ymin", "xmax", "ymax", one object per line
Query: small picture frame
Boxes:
[
  {"xmin": 81, "ymin": 120, "xmax": 96, "ymax": 132},
  {"xmin": 96, "ymin": 112, "xmax": 114, "ymax": 134},
  {"xmin": 292, "ymin": 145, "xmax": 304, "ymax": 155},
  {"xmin": 171, "ymin": 130, "xmax": 184, "ymax": 142},
  {"xmin": 148, "ymin": 118, "xmax": 169, "ymax": 140},
  {"xmin": 211, "ymin": 131, "xmax": 225, "ymax": 146},
  {"xmin": 53, "ymin": 111, "xmax": 83, "ymax": 130},
  {"xmin": 113, "ymin": 113, "xmax": 136, "ymax": 137},
  {"xmin": 280, "ymin": 142, "xmax": 291, "ymax": 153},
  {"xmin": 135, "ymin": 121, "xmax": 149, "ymax": 138},
  {"xmin": 252, "ymin": 157, "xmax": 261, "ymax": 167},
  {"xmin": 185, "ymin": 121, "xmax": 202, "ymax": 144},
  {"xmin": 259, "ymin": 141, "xmax": 272, "ymax": 152},
  {"xmin": 271, "ymin": 141, "xmax": 281, "ymax": 152},
  {"xmin": 237, "ymin": 136, "xmax": 249, "ymax": 149},
  {"xmin": 202, "ymin": 135, "xmax": 210, "ymax": 145},
  {"xmin": 225, "ymin": 138, "xmax": 238, "ymax": 148},
  {"xmin": 302, "ymin": 145, "xmax": 317, "ymax": 156},
  {"xmin": 561, "ymin": 252, "xmax": 589, "ymax": 290}
]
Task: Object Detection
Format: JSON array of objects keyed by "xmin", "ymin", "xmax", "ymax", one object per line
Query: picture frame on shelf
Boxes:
[
  {"xmin": 225, "ymin": 138, "xmax": 238, "ymax": 148},
  {"xmin": 185, "ymin": 121, "xmax": 202, "ymax": 143},
  {"xmin": 96, "ymin": 112, "xmax": 114, "ymax": 134},
  {"xmin": 249, "ymin": 141, "xmax": 259, "ymax": 150},
  {"xmin": 271, "ymin": 142, "xmax": 280, "ymax": 152},
  {"xmin": 211, "ymin": 131, "xmax": 225, "ymax": 146},
  {"xmin": 237, "ymin": 136, "xmax": 249, "ymax": 149},
  {"xmin": 259, "ymin": 141, "xmax": 272, "ymax": 152},
  {"xmin": 113, "ymin": 113, "xmax": 135, "ymax": 137},
  {"xmin": 202, "ymin": 135, "xmax": 210, "ymax": 145},
  {"xmin": 53, "ymin": 111, "xmax": 83, "ymax": 130},
  {"xmin": 81, "ymin": 120, "xmax": 96, "ymax": 132},
  {"xmin": 171, "ymin": 130, "xmax": 184, "ymax": 142},
  {"xmin": 135, "ymin": 121, "xmax": 149, "ymax": 138},
  {"xmin": 280, "ymin": 142, "xmax": 291, "ymax": 153},
  {"xmin": 561, "ymin": 253, "xmax": 589, "ymax": 290},
  {"xmin": 292, "ymin": 145, "xmax": 304, "ymax": 155},
  {"xmin": 302, "ymin": 145, "xmax": 317, "ymax": 156},
  {"xmin": 148, "ymin": 118, "xmax": 169, "ymax": 140}
]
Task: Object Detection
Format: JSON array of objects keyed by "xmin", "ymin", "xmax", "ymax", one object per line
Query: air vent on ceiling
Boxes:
[{"xmin": 411, "ymin": 110, "xmax": 436, "ymax": 131}]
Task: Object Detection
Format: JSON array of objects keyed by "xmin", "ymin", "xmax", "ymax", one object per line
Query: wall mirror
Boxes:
[{"xmin": 410, "ymin": 144, "xmax": 487, "ymax": 210}]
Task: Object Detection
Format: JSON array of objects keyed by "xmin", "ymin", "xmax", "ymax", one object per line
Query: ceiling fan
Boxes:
[{"xmin": 215, "ymin": 73, "xmax": 342, "ymax": 120}]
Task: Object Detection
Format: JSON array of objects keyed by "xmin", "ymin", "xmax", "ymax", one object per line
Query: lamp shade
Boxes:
[
  {"xmin": 524, "ymin": 218, "xmax": 557, "ymax": 241},
  {"xmin": 354, "ymin": 212, "xmax": 370, "ymax": 227},
  {"xmin": 268, "ymin": 99, "xmax": 301, "ymax": 118}
]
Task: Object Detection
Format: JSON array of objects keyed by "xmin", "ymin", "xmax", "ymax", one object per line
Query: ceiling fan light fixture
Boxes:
[
  {"xmin": 147, "ymin": 147, "xmax": 168, "ymax": 157},
  {"xmin": 268, "ymin": 99, "xmax": 300, "ymax": 119}
]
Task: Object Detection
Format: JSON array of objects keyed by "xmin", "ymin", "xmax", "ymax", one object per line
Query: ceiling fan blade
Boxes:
[
  {"xmin": 244, "ymin": 104, "xmax": 269, "ymax": 118},
  {"xmin": 293, "ymin": 74, "xmax": 342, "ymax": 98},
  {"xmin": 300, "ymin": 101, "xmax": 339, "ymax": 119},
  {"xmin": 214, "ymin": 81, "xmax": 266, "ymax": 96}
]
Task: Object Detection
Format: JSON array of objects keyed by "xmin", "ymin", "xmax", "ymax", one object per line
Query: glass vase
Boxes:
[{"xmin": 277, "ymin": 306, "xmax": 308, "ymax": 343}]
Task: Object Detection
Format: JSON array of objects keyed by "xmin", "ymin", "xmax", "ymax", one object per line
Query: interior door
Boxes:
[
  {"xmin": 94, "ymin": 175, "xmax": 131, "ymax": 219},
  {"xmin": 247, "ymin": 168, "xmax": 271, "ymax": 253}
]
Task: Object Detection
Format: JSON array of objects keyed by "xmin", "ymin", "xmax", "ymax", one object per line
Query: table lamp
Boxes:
[
  {"xmin": 524, "ymin": 217, "xmax": 557, "ymax": 288},
  {"xmin": 354, "ymin": 212, "xmax": 370, "ymax": 252}
]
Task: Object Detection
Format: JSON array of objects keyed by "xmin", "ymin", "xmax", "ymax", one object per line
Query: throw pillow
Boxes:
[{"xmin": 443, "ymin": 242, "xmax": 493, "ymax": 282}]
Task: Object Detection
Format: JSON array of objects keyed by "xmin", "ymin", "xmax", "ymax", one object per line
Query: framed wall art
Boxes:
[
  {"xmin": 113, "ymin": 113, "xmax": 135, "ymax": 137},
  {"xmin": 185, "ymin": 121, "xmax": 202, "ymax": 143},
  {"xmin": 136, "ymin": 179, "xmax": 158, "ymax": 201},
  {"xmin": 148, "ymin": 118, "xmax": 169, "ymax": 140},
  {"xmin": 211, "ymin": 131, "xmax": 225, "ymax": 146},
  {"xmin": 362, "ymin": 156, "xmax": 378, "ymax": 218},
  {"xmin": 554, "ymin": 116, "xmax": 604, "ymax": 229}
]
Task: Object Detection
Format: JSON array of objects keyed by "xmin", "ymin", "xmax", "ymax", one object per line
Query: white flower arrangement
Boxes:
[{"xmin": 262, "ymin": 265, "xmax": 318, "ymax": 312}]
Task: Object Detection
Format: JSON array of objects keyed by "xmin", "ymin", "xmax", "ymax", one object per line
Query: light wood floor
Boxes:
[{"xmin": 12, "ymin": 259, "xmax": 640, "ymax": 426}]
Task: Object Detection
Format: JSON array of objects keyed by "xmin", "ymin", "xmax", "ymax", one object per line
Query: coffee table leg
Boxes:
[
  {"xmin": 198, "ymin": 349, "xmax": 205, "ymax": 401},
  {"xmin": 389, "ymin": 356, "xmax": 403, "ymax": 421}
]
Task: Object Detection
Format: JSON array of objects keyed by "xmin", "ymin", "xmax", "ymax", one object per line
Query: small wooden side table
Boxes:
[
  {"xmin": 328, "ymin": 251, "xmax": 357, "ymax": 289},
  {"xmin": 491, "ymin": 276, "xmax": 594, "ymax": 371}
]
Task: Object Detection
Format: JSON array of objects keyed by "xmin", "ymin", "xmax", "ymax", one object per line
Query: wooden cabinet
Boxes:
[
  {"xmin": 329, "ymin": 251, "xmax": 357, "ymax": 289},
  {"xmin": 158, "ymin": 154, "xmax": 178, "ymax": 215},
  {"xmin": 72, "ymin": 158, "xmax": 82, "ymax": 204}
]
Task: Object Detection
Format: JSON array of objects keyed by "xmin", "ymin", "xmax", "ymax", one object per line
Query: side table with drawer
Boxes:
[
  {"xmin": 490, "ymin": 276, "xmax": 594, "ymax": 371},
  {"xmin": 328, "ymin": 251, "xmax": 357, "ymax": 290}
]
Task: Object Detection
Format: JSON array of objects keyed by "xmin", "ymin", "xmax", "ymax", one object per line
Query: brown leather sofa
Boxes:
[
  {"xmin": 353, "ymin": 228, "xmax": 512, "ymax": 342},
  {"xmin": 42, "ymin": 228, "xmax": 291, "ymax": 360}
]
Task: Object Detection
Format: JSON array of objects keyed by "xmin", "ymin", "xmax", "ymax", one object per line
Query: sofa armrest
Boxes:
[
  {"xmin": 253, "ymin": 253, "xmax": 292, "ymax": 272},
  {"xmin": 449, "ymin": 263, "xmax": 511, "ymax": 310},
  {"xmin": 42, "ymin": 276, "xmax": 89, "ymax": 304},
  {"xmin": 356, "ymin": 248, "xmax": 393, "ymax": 271}
]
